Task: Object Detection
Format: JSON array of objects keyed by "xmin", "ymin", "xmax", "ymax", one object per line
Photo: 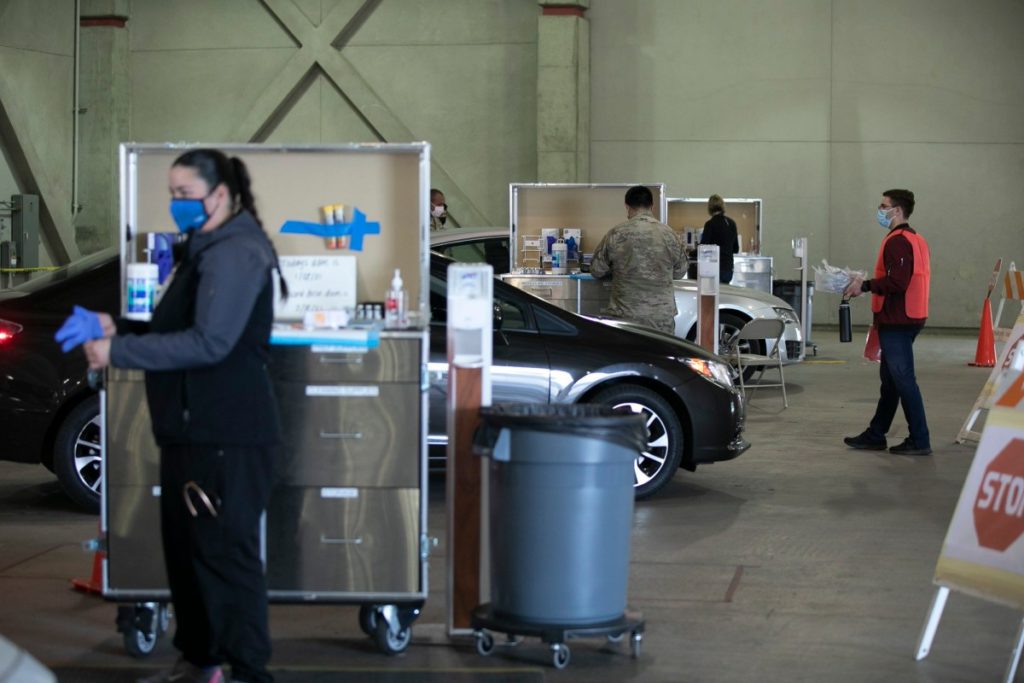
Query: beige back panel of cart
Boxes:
[
  {"xmin": 132, "ymin": 147, "xmax": 423, "ymax": 310},
  {"xmin": 512, "ymin": 184, "xmax": 665, "ymax": 269},
  {"xmin": 667, "ymin": 198, "xmax": 761, "ymax": 254}
]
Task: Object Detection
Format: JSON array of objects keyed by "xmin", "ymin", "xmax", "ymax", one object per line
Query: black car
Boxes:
[
  {"xmin": 0, "ymin": 250, "xmax": 748, "ymax": 509},
  {"xmin": 0, "ymin": 248, "xmax": 117, "ymax": 509}
]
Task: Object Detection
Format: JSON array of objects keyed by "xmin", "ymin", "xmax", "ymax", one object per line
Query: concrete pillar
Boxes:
[
  {"xmin": 77, "ymin": 0, "xmax": 129, "ymax": 254},
  {"xmin": 537, "ymin": 1, "xmax": 590, "ymax": 182}
]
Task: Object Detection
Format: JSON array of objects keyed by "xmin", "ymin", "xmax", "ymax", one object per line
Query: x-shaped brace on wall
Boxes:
[{"xmin": 242, "ymin": 0, "xmax": 488, "ymax": 226}]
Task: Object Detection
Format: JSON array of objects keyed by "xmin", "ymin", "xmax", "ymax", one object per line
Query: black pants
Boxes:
[
  {"xmin": 160, "ymin": 444, "xmax": 275, "ymax": 683},
  {"xmin": 867, "ymin": 326, "xmax": 931, "ymax": 449}
]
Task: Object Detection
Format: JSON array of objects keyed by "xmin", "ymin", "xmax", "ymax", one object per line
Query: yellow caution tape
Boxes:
[{"xmin": 0, "ymin": 266, "xmax": 61, "ymax": 273}]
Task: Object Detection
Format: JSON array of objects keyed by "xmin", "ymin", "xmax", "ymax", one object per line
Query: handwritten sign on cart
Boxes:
[{"xmin": 273, "ymin": 255, "xmax": 356, "ymax": 320}]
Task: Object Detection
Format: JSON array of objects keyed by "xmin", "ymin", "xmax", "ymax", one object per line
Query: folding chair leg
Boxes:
[{"xmin": 779, "ymin": 363, "xmax": 788, "ymax": 408}]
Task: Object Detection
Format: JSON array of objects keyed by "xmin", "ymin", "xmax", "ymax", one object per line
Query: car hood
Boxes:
[
  {"xmin": 583, "ymin": 316, "xmax": 724, "ymax": 363},
  {"xmin": 672, "ymin": 279, "xmax": 794, "ymax": 310}
]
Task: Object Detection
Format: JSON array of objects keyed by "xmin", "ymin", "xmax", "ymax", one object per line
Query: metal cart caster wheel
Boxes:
[
  {"xmin": 375, "ymin": 615, "xmax": 412, "ymax": 655},
  {"xmin": 551, "ymin": 643, "xmax": 571, "ymax": 670},
  {"xmin": 123, "ymin": 626, "xmax": 158, "ymax": 658},
  {"xmin": 157, "ymin": 604, "xmax": 172, "ymax": 636},
  {"xmin": 475, "ymin": 630, "xmax": 495, "ymax": 656},
  {"xmin": 358, "ymin": 605, "xmax": 378, "ymax": 637},
  {"xmin": 631, "ymin": 631, "xmax": 643, "ymax": 659}
]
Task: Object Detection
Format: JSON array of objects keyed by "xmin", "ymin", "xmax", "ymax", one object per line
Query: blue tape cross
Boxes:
[{"xmin": 279, "ymin": 208, "xmax": 381, "ymax": 251}]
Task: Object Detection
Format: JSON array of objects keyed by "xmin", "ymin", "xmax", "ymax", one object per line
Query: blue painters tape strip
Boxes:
[
  {"xmin": 278, "ymin": 208, "xmax": 381, "ymax": 251},
  {"xmin": 270, "ymin": 336, "xmax": 380, "ymax": 348}
]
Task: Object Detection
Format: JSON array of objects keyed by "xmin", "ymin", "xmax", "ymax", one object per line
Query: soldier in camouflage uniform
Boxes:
[{"xmin": 590, "ymin": 186, "xmax": 687, "ymax": 334}]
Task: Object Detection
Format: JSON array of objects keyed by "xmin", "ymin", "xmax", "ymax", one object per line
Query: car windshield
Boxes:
[{"xmin": 6, "ymin": 247, "xmax": 117, "ymax": 294}]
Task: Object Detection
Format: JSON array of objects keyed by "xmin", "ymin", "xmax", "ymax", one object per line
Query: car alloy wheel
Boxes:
[
  {"xmin": 590, "ymin": 385, "xmax": 684, "ymax": 499},
  {"xmin": 54, "ymin": 395, "xmax": 102, "ymax": 512}
]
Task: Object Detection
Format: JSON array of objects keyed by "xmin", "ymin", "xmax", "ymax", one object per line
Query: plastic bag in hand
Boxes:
[
  {"xmin": 54, "ymin": 305, "xmax": 104, "ymax": 352},
  {"xmin": 813, "ymin": 260, "xmax": 867, "ymax": 295}
]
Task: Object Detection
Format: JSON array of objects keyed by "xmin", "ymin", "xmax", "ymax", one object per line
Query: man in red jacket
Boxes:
[{"xmin": 842, "ymin": 189, "xmax": 932, "ymax": 455}]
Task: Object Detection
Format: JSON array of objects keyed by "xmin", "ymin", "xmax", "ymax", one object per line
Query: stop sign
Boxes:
[{"xmin": 974, "ymin": 438, "xmax": 1024, "ymax": 551}]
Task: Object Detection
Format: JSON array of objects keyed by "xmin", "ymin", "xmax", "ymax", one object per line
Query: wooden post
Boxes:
[
  {"xmin": 447, "ymin": 366, "xmax": 482, "ymax": 631},
  {"xmin": 445, "ymin": 264, "xmax": 493, "ymax": 635},
  {"xmin": 697, "ymin": 245, "xmax": 720, "ymax": 354}
]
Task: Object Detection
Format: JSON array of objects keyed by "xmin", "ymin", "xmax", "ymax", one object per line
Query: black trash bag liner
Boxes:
[{"xmin": 473, "ymin": 402, "xmax": 648, "ymax": 456}]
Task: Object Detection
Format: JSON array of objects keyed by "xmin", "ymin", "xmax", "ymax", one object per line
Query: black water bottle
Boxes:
[{"xmin": 839, "ymin": 298, "xmax": 852, "ymax": 342}]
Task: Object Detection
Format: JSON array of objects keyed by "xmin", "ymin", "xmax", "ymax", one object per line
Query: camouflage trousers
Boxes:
[{"xmin": 612, "ymin": 314, "xmax": 676, "ymax": 335}]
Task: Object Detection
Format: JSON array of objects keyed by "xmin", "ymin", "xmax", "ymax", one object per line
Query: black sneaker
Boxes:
[
  {"xmin": 889, "ymin": 439, "xmax": 932, "ymax": 456},
  {"xmin": 844, "ymin": 431, "xmax": 887, "ymax": 450}
]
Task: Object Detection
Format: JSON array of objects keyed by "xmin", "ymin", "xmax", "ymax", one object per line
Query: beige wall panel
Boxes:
[
  {"xmin": 346, "ymin": 43, "xmax": 536, "ymax": 224},
  {"xmin": 351, "ymin": 0, "xmax": 537, "ymax": 45},
  {"xmin": 0, "ymin": 45, "xmax": 73, "ymax": 265},
  {"xmin": 0, "ymin": 0, "xmax": 73, "ymax": 54},
  {"xmin": 830, "ymin": 143, "xmax": 1024, "ymax": 328},
  {"xmin": 589, "ymin": 0, "xmax": 831, "ymax": 143},
  {"xmin": 593, "ymin": 140, "xmax": 829, "ymax": 297},
  {"xmin": 129, "ymin": 0, "xmax": 294, "ymax": 50},
  {"xmin": 512, "ymin": 184, "xmax": 665, "ymax": 266},
  {"xmin": 262, "ymin": 75, "xmax": 379, "ymax": 145},
  {"xmin": 128, "ymin": 1, "xmax": 537, "ymax": 228},
  {"xmin": 134, "ymin": 148, "xmax": 423, "ymax": 308},
  {"xmin": 0, "ymin": 0, "xmax": 75, "ymax": 264},
  {"xmin": 130, "ymin": 49, "xmax": 296, "ymax": 141},
  {"xmin": 831, "ymin": 0, "xmax": 1024, "ymax": 144}
]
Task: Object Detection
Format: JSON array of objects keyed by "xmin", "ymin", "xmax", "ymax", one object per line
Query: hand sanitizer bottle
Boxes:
[{"xmin": 385, "ymin": 268, "xmax": 406, "ymax": 328}]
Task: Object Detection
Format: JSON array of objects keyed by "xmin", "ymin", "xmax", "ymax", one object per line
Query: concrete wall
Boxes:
[
  {"xmin": 0, "ymin": 0, "xmax": 76, "ymax": 266},
  {"xmin": 590, "ymin": 0, "xmax": 1024, "ymax": 327},
  {"xmin": 128, "ymin": 0, "xmax": 538, "ymax": 228},
  {"xmin": 6, "ymin": 0, "xmax": 1022, "ymax": 327}
]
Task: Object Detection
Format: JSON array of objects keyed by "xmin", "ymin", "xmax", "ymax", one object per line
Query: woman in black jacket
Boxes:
[
  {"xmin": 65, "ymin": 149, "xmax": 283, "ymax": 683},
  {"xmin": 700, "ymin": 194, "xmax": 740, "ymax": 284}
]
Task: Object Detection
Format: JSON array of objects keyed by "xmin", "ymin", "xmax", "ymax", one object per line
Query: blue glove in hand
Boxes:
[{"xmin": 54, "ymin": 305, "xmax": 104, "ymax": 353}]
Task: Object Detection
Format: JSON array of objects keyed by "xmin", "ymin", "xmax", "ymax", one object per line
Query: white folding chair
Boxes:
[{"xmin": 730, "ymin": 318, "xmax": 788, "ymax": 408}]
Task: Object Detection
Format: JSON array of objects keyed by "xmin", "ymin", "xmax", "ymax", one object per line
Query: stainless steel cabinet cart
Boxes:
[{"xmin": 100, "ymin": 143, "xmax": 432, "ymax": 656}]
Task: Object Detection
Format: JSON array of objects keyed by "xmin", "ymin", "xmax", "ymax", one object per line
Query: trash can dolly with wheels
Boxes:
[
  {"xmin": 472, "ymin": 404, "xmax": 649, "ymax": 671},
  {"xmin": 471, "ymin": 603, "xmax": 644, "ymax": 670}
]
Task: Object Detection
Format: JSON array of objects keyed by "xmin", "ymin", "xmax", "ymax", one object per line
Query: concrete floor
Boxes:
[{"xmin": 0, "ymin": 330, "xmax": 1020, "ymax": 682}]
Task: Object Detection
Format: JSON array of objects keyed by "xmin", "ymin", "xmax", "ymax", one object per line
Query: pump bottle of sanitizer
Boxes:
[{"xmin": 385, "ymin": 268, "xmax": 406, "ymax": 328}]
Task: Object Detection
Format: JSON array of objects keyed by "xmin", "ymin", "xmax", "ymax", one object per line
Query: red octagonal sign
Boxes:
[{"xmin": 975, "ymin": 438, "xmax": 1024, "ymax": 551}]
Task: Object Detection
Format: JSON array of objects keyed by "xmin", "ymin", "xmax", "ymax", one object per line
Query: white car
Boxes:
[{"xmin": 431, "ymin": 228, "xmax": 804, "ymax": 365}]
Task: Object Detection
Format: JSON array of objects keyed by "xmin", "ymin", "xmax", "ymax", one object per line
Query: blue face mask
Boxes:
[
  {"xmin": 169, "ymin": 197, "xmax": 209, "ymax": 233},
  {"xmin": 876, "ymin": 207, "xmax": 894, "ymax": 229}
]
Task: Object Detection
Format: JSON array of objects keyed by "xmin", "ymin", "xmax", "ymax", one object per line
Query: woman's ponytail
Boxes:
[{"xmin": 230, "ymin": 156, "xmax": 261, "ymax": 227}]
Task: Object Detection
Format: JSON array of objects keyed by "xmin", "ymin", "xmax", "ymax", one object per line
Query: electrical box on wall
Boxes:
[{"xmin": 11, "ymin": 194, "xmax": 39, "ymax": 269}]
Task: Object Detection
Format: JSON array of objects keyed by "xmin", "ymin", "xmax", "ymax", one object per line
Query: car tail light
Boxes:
[{"xmin": 0, "ymin": 319, "xmax": 23, "ymax": 345}]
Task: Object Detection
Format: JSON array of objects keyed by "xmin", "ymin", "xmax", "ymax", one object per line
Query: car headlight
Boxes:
[
  {"xmin": 683, "ymin": 358, "xmax": 734, "ymax": 388},
  {"xmin": 772, "ymin": 307, "xmax": 799, "ymax": 325}
]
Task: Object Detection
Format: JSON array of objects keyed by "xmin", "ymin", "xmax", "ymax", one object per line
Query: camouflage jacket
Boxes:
[{"xmin": 589, "ymin": 210, "xmax": 687, "ymax": 326}]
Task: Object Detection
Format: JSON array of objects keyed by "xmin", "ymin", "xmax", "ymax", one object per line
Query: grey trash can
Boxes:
[
  {"xmin": 474, "ymin": 403, "xmax": 647, "ymax": 626},
  {"xmin": 772, "ymin": 279, "xmax": 814, "ymax": 324}
]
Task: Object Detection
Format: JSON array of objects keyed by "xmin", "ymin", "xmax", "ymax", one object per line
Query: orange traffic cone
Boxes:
[
  {"xmin": 71, "ymin": 531, "xmax": 104, "ymax": 595},
  {"xmin": 969, "ymin": 298, "xmax": 997, "ymax": 367}
]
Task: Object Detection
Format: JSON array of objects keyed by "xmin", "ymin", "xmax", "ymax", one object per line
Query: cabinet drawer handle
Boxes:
[
  {"xmin": 319, "ymin": 356, "xmax": 364, "ymax": 365},
  {"xmin": 320, "ymin": 534, "xmax": 363, "ymax": 545},
  {"xmin": 319, "ymin": 430, "xmax": 363, "ymax": 440}
]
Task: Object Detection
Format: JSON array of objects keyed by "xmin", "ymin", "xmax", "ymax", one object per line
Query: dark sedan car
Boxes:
[
  {"xmin": 0, "ymin": 250, "xmax": 747, "ymax": 508},
  {"xmin": 0, "ymin": 248, "xmax": 117, "ymax": 509},
  {"xmin": 427, "ymin": 255, "xmax": 748, "ymax": 498}
]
